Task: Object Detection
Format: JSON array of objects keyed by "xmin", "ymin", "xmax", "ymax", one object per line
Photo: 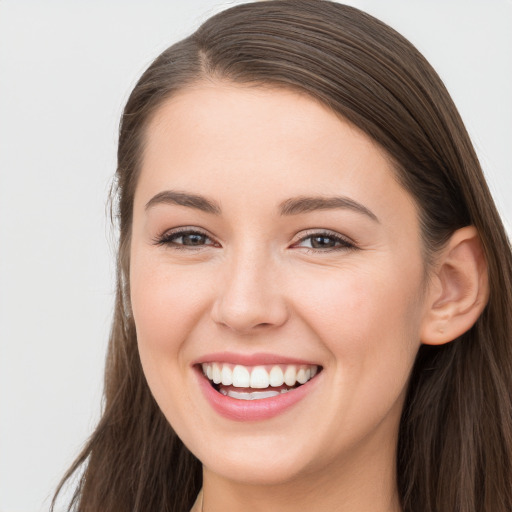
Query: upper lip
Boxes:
[{"xmin": 192, "ymin": 351, "xmax": 321, "ymax": 367}]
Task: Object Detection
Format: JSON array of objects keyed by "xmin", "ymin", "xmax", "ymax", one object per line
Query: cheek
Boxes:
[
  {"xmin": 129, "ymin": 252, "xmax": 214, "ymax": 361},
  {"xmin": 129, "ymin": 253, "xmax": 218, "ymax": 432},
  {"xmin": 299, "ymin": 265, "xmax": 421, "ymax": 337},
  {"xmin": 293, "ymin": 264, "xmax": 424, "ymax": 441},
  {"xmin": 291, "ymin": 260, "xmax": 424, "ymax": 389}
]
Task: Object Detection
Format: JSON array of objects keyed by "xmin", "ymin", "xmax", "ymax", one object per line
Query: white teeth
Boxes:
[
  {"xmin": 232, "ymin": 365, "xmax": 250, "ymax": 387},
  {"xmin": 284, "ymin": 365, "xmax": 297, "ymax": 386},
  {"xmin": 212, "ymin": 363, "xmax": 222, "ymax": 384},
  {"xmin": 250, "ymin": 366, "xmax": 270, "ymax": 388},
  {"xmin": 221, "ymin": 365, "xmax": 233, "ymax": 386},
  {"xmin": 201, "ymin": 362, "xmax": 320, "ymax": 389},
  {"xmin": 269, "ymin": 366, "xmax": 285, "ymax": 387},
  {"xmin": 221, "ymin": 389, "xmax": 281, "ymax": 400},
  {"xmin": 296, "ymin": 368, "xmax": 307, "ymax": 384}
]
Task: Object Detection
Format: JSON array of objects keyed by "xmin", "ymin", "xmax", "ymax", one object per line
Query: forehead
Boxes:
[{"xmin": 136, "ymin": 82, "xmax": 418, "ymax": 228}]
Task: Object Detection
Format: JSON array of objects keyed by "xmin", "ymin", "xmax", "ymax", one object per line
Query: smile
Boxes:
[
  {"xmin": 195, "ymin": 359, "xmax": 322, "ymax": 421},
  {"xmin": 201, "ymin": 363, "xmax": 319, "ymax": 400}
]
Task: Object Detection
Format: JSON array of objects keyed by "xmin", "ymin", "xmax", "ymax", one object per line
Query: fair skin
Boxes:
[{"xmin": 129, "ymin": 83, "xmax": 488, "ymax": 512}]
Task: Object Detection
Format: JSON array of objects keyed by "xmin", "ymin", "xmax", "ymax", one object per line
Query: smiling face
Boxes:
[{"xmin": 129, "ymin": 83, "xmax": 428, "ymax": 490}]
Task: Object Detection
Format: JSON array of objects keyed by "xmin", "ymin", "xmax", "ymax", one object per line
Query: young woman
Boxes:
[{"xmin": 53, "ymin": 1, "xmax": 512, "ymax": 511}]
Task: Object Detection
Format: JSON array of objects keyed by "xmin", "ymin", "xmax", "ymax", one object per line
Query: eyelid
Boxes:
[
  {"xmin": 152, "ymin": 226, "xmax": 356, "ymax": 251},
  {"xmin": 291, "ymin": 229, "xmax": 357, "ymax": 251},
  {"xmin": 152, "ymin": 226, "xmax": 220, "ymax": 248}
]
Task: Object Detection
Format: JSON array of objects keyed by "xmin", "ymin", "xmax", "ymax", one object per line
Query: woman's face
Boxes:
[{"xmin": 130, "ymin": 83, "xmax": 428, "ymax": 486}]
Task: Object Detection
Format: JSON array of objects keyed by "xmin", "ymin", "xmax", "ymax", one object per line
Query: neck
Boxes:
[{"xmin": 201, "ymin": 437, "xmax": 402, "ymax": 512}]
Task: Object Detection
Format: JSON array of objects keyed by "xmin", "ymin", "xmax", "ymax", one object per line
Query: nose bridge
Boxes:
[{"xmin": 212, "ymin": 240, "xmax": 288, "ymax": 333}]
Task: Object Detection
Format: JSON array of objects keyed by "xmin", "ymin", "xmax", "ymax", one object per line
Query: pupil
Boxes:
[
  {"xmin": 311, "ymin": 236, "xmax": 335, "ymax": 248},
  {"xmin": 184, "ymin": 233, "xmax": 205, "ymax": 245}
]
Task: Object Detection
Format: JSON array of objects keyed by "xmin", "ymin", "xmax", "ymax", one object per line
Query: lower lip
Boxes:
[{"xmin": 195, "ymin": 368, "xmax": 320, "ymax": 422}]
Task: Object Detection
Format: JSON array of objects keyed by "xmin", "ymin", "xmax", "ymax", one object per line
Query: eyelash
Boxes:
[
  {"xmin": 153, "ymin": 228, "xmax": 357, "ymax": 253},
  {"xmin": 292, "ymin": 230, "xmax": 356, "ymax": 253},
  {"xmin": 153, "ymin": 228, "xmax": 218, "ymax": 250}
]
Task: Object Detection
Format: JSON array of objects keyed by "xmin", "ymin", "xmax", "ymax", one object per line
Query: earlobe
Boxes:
[{"xmin": 421, "ymin": 226, "xmax": 489, "ymax": 346}]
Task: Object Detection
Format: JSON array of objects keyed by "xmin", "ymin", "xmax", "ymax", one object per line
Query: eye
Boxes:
[
  {"xmin": 153, "ymin": 228, "xmax": 219, "ymax": 249},
  {"xmin": 292, "ymin": 230, "xmax": 356, "ymax": 252}
]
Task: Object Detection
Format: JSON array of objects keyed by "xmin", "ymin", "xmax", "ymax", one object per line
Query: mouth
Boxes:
[{"xmin": 199, "ymin": 362, "xmax": 322, "ymax": 401}]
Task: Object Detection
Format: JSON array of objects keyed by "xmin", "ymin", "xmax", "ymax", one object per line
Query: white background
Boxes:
[{"xmin": 0, "ymin": 1, "xmax": 510, "ymax": 511}]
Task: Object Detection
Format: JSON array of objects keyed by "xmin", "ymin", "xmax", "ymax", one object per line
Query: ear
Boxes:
[{"xmin": 421, "ymin": 226, "xmax": 489, "ymax": 345}]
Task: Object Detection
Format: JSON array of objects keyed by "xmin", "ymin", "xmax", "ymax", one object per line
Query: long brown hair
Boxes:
[{"xmin": 52, "ymin": 2, "xmax": 512, "ymax": 511}]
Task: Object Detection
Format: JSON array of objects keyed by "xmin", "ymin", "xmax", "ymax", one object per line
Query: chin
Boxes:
[
  {"xmin": 181, "ymin": 423, "xmax": 333, "ymax": 487},
  {"xmin": 200, "ymin": 449, "xmax": 315, "ymax": 486}
]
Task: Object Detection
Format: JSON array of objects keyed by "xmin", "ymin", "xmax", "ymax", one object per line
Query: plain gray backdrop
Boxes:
[{"xmin": 0, "ymin": 1, "xmax": 511, "ymax": 511}]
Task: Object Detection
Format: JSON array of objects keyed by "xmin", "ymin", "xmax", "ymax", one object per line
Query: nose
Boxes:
[{"xmin": 211, "ymin": 249, "xmax": 289, "ymax": 334}]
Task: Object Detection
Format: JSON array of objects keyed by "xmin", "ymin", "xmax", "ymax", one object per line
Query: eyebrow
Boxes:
[
  {"xmin": 145, "ymin": 190, "xmax": 221, "ymax": 214},
  {"xmin": 279, "ymin": 195, "xmax": 379, "ymax": 222},
  {"xmin": 145, "ymin": 190, "xmax": 378, "ymax": 223}
]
